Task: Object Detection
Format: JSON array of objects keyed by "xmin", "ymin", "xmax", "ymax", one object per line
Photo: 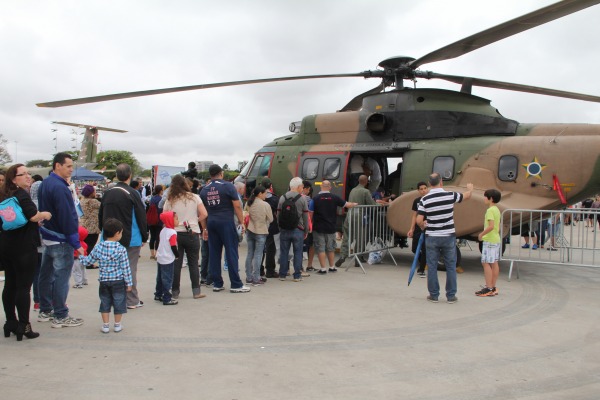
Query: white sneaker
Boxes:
[
  {"xmin": 114, "ymin": 323, "xmax": 123, "ymax": 333},
  {"xmin": 101, "ymin": 324, "xmax": 110, "ymax": 334},
  {"xmin": 230, "ymin": 286, "xmax": 251, "ymax": 293}
]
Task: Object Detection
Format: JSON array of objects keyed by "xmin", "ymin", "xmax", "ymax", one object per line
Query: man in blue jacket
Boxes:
[{"xmin": 37, "ymin": 152, "xmax": 85, "ymax": 328}]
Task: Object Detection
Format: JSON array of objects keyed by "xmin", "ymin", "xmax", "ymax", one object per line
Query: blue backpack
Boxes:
[{"xmin": 0, "ymin": 197, "xmax": 28, "ymax": 231}]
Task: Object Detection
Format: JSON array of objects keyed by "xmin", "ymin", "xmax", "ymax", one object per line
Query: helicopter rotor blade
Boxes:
[
  {"xmin": 36, "ymin": 72, "xmax": 380, "ymax": 108},
  {"xmin": 421, "ymin": 72, "xmax": 600, "ymax": 103},
  {"xmin": 410, "ymin": 0, "xmax": 600, "ymax": 69},
  {"xmin": 339, "ymin": 82, "xmax": 385, "ymax": 112}
]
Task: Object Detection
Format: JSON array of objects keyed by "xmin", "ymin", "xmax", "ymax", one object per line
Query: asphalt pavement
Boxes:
[{"xmin": 0, "ymin": 239, "xmax": 599, "ymax": 400}]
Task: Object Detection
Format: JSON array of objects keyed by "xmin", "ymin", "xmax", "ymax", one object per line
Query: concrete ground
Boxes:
[{"xmin": 0, "ymin": 239, "xmax": 599, "ymax": 400}]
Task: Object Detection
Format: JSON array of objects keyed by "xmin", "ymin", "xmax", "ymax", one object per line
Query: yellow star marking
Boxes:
[{"xmin": 522, "ymin": 157, "xmax": 547, "ymax": 179}]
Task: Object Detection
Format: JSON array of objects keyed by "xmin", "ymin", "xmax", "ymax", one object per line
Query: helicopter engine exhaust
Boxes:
[{"xmin": 366, "ymin": 113, "xmax": 387, "ymax": 133}]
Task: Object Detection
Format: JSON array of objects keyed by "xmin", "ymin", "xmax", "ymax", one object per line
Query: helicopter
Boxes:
[
  {"xmin": 52, "ymin": 121, "xmax": 127, "ymax": 168},
  {"xmin": 36, "ymin": 0, "xmax": 600, "ymax": 240}
]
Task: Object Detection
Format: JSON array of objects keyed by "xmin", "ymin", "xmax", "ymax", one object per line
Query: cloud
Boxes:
[{"xmin": 1, "ymin": 0, "xmax": 599, "ymax": 168}]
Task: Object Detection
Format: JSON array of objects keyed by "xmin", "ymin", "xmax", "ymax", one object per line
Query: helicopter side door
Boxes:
[{"xmin": 298, "ymin": 152, "xmax": 346, "ymax": 199}]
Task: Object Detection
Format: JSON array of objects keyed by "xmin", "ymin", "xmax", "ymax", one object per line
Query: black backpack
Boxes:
[{"xmin": 278, "ymin": 194, "xmax": 301, "ymax": 230}]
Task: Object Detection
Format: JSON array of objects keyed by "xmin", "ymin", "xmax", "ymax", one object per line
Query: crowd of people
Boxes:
[{"xmin": 4, "ymin": 153, "xmax": 592, "ymax": 340}]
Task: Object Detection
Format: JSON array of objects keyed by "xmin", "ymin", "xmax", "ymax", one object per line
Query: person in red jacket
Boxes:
[{"xmin": 72, "ymin": 226, "xmax": 89, "ymax": 288}]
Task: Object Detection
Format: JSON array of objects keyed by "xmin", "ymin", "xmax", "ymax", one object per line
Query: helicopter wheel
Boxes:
[{"xmin": 437, "ymin": 246, "xmax": 461, "ymax": 272}]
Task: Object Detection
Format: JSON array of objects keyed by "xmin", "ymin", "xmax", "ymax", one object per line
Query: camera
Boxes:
[{"xmin": 183, "ymin": 221, "xmax": 192, "ymax": 233}]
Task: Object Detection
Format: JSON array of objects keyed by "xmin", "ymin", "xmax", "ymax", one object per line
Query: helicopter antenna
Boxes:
[{"xmin": 549, "ymin": 127, "xmax": 568, "ymax": 143}]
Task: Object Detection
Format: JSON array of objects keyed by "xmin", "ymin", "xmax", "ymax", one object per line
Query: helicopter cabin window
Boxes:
[
  {"xmin": 302, "ymin": 158, "xmax": 319, "ymax": 180},
  {"xmin": 498, "ymin": 155, "xmax": 518, "ymax": 181},
  {"xmin": 432, "ymin": 156, "xmax": 454, "ymax": 180},
  {"xmin": 323, "ymin": 158, "xmax": 341, "ymax": 180},
  {"xmin": 248, "ymin": 154, "xmax": 273, "ymax": 178}
]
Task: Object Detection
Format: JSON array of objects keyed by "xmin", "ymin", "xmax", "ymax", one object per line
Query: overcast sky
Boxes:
[{"xmin": 2, "ymin": 0, "xmax": 600, "ymax": 170}]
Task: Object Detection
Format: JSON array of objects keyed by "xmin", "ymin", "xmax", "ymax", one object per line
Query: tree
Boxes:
[
  {"xmin": 223, "ymin": 163, "xmax": 229, "ymax": 171},
  {"xmin": 96, "ymin": 150, "xmax": 142, "ymax": 176},
  {"xmin": 26, "ymin": 159, "xmax": 51, "ymax": 168},
  {"xmin": 0, "ymin": 134, "xmax": 13, "ymax": 166}
]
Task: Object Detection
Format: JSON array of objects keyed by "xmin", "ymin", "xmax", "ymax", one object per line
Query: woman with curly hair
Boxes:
[
  {"xmin": 0, "ymin": 164, "xmax": 52, "ymax": 341},
  {"xmin": 163, "ymin": 174, "xmax": 208, "ymax": 299}
]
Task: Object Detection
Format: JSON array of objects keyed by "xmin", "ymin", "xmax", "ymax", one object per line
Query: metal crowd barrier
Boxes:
[
  {"xmin": 501, "ymin": 208, "xmax": 600, "ymax": 280},
  {"xmin": 344, "ymin": 204, "xmax": 397, "ymax": 274}
]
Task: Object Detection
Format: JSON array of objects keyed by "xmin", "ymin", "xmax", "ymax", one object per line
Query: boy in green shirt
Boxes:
[{"xmin": 476, "ymin": 189, "xmax": 501, "ymax": 297}]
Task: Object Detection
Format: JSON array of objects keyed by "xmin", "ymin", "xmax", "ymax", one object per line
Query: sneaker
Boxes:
[
  {"xmin": 245, "ymin": 279, "xmax": 254, "ymax": 284},
  {"xmin": 427, "ymin": 295, "xmax": 438, "ymax": 303},
  {"xmin": 260, "ymin": 277, "xmax": 268, "ymax": 282},
  {"xmin": 547, "ymin": 246, "xmax": 558, "ymax": 251},
  {"xmin": 230, "ymin": 286, "xmax": 251, "ymax": 293},
  {"xmin": 37, "ymin": 311, "xmax": 54, "ymax": 322},
  {"xmin": 328, "ymin": 268, "xmax": 338, "ymax": 273},
  {"xmin": 101, "ymin": 324, "xmax": 110, "ymax": 334},
  {"xmin": 317, "ymin": 269, "xmax": 328, "ymax": 275},
  {"xmin": 200, "ymin": 280, "xmax": 208, "ymax": 286},
  {"xmin": 492, "ymin": 287, "xmax": 499, "ymax": 296},
  {"xmin": 475, "ymin": 287, "xmax": 494, "ymax": 297},
  {"xmin": 532, "ymin": 244, "xmax": 538, "ymax": 250},
  {"xmin": 334, "ymin": 257, "xmax": 346, "ymax": 267},
  {"xmin": 52, "ymin": 316, "xmax": 84, "ymax": 328},
  {"xmin": 252, "ymin": 280, "xmax": 264, "ymax": 286},
  {"xmin": 456, "ymin": 266, "xmax": 464, "ymax": 274},
  {"xmin": 72, "ymin": 284, "xmax": 83, "ymax": 289},
  {"xmin": 154, "ymin": 295, "xmax": 163, "ymax": 302},
  {"xmin": 163, "ymin": 299, "xmax": 179, "ymax": 305},
  {"xmin": 279, "ymin": 277, "xmax": 286, "ymax": 281},
  {"xmin": 447, "ymin": 296, "xmax": 458, "ymax": 304},
  {"xmin": 33, "ymin": 303, "xmax": 40, "ymax": 310},
  {"xmin": 418, "ymin": 272, "xmax": 426, "ymax": 278},
  {"xmin": 212, "ymin": 286, "xmax": 225, "ymax": 292},
  {"xmin": 301, "ymin": 272, "xmax": 310, "ymax": 277},
  {"xmin": 521, "ymin": 243, "xmax": 530, "ymax": 249},
  {"xmin": 306, "ymin": 267, "xmax": 316, "ymax": 272},
  {"xmin": 292, "ymin": 278, "xmax": 303, "ymax": 282},
  {"xmin": 114, "ymin": 323, "xmax": 123, "ymax": 333},
  {"xmin": 126, "ymin": 302, "xmax": 144, "ymax": 309}
]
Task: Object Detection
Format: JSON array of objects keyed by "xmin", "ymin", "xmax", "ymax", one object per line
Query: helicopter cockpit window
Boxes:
[
  {"xmin": 432, "ymin": 156, "xmax": 454, "ymax": 180},
  {"xmin": 323, "ymin": 158, "xmax": 341, "ymax": 180},
  {"xmin": 302, "ymin": 158, "xmax": 319, "ymax": 180},
  {"xmin": 498, "ymin": 155, "xmax": 518, "ymax": 181}
]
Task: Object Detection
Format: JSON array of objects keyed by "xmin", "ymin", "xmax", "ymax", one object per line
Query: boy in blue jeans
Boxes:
[
  {"xmin": 154, "ymin": 211, "xmax": 180, "ymax": 305},
  {"xmin": 79, "ymin": 218, "xmax": 132, "ymax": 333}
]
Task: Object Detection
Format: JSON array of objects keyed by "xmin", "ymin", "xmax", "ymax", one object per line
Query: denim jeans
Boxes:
[
  {"xmin": 39, "ymin": 242, "xmax": 75, "ymax": 319},
  {"xmin": 245, "ymin": 231, "xmax": 267, "ymax": 283},
  {"xmin": 424, "ymin": 234, "xmax": 457, "ymax": 299},
  {"xmin": 279, "ymin": 229, "xmax": 304, "ymax": 279},
  {"xmin": 155, "ymin": 262, "xmax": 174, "ymax": 303},
  {"xmin": 173, "ymin": 232, "xmax": 200, "ymax": 293},
  {"xmin": 99, "ymin": 280, "xmax": 127, "ymax": 314},
  {"xmin": 200, "ymin": 237, "xmax": 210, "ymax": 283},
  {"xmin": 207, "ymin": 218, "xmax": 244, "ymax": 289}
]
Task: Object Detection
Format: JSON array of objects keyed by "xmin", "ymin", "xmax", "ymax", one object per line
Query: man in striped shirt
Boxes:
[{"xmin": 416, "ymin": 173, "xmax": 473, "ymax": 304}]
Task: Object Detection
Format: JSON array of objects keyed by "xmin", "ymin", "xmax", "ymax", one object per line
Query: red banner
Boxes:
[{"xmin": 553, "ymin": 174, "xmax": 567, "ymax": 204}]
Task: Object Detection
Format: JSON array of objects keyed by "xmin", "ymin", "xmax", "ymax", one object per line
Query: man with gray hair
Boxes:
[
  {"xmin": 99, "ymin": 163, "xmax": 148, "ymax": 309},
  {"xmin": 277, "ymin": 177, "xmax": 309, "ymax": 281}
]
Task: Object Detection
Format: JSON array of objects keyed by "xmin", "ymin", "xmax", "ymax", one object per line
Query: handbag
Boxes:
[{"xmin": 0, "ymin": 197, "xmax": 28, "ymax": 231}]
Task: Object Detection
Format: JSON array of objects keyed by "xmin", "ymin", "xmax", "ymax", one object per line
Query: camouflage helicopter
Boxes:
[{"xmin": 37, "ymin": 0, "xmax": 600, "ymax": 241}]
